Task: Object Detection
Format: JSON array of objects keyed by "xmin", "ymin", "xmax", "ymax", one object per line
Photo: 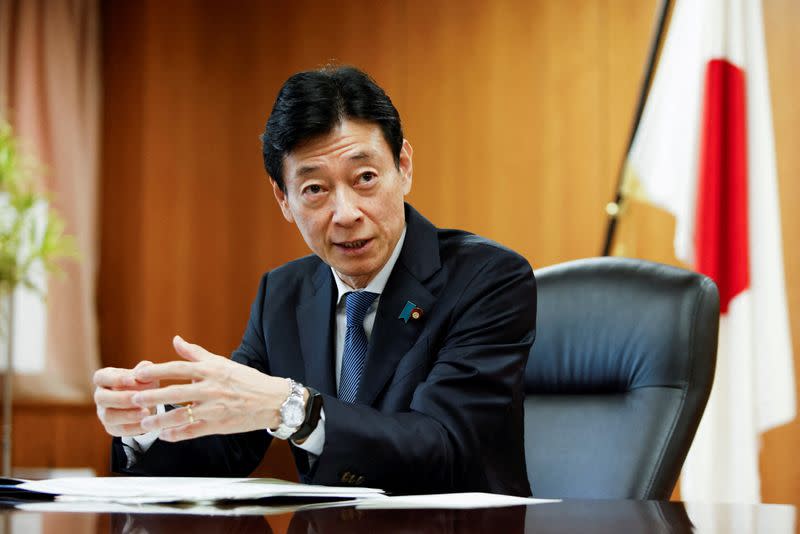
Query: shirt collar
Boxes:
[{"xmin": 332, "ymin": 227, "xmax": 407, "ymax": 305}]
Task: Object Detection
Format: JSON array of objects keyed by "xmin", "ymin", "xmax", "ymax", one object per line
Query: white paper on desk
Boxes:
[
  {"xmin": 354, "ymin": 492, "xmax": 559, "ymax": 510},
  {"xmin": 17, "ymin": 477, "xmax": 384, "ymax": 504}
]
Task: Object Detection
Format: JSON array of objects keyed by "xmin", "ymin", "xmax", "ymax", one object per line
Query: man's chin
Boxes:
[{"xmin": 330, "ymin": 261, "xmax": 382, "ymax": 288}]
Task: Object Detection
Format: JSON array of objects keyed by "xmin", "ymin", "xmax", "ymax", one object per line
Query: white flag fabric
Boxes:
[{"xmin": 624, "ymin": 0, "xmax": 795, "ymax": 502}]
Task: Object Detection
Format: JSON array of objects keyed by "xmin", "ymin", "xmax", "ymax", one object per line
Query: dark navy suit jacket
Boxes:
[{"xmin": 112, "ymin": 204, "xmax": 536, "ymax": 496}]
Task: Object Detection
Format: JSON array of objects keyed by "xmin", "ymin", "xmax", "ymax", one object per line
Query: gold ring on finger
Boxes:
[{"xmin": 186, "ymin": 404, "xmax": 195, "ymax": 425}]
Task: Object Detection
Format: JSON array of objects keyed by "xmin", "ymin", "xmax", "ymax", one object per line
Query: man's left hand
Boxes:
[{"xmin": 131, "ymin": 335, "xmax": 290, "ymax": 442}]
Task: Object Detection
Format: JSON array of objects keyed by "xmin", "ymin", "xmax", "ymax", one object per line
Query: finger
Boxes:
[
  {"xmin": 160, "ymin": 420, "xmax": 211, "ymax": 442},
  {"xmin": 112, "ymin": 380, "xmax": 158, "ymax": 392},
  {"xmin": 132, "ymin": 360, "xmax": 158, "ymax": 384},
  {"xmin": 94, "ymin": 387, "xmax": 139, "ymax": 409},
  {"xmin": 101, "ymin": 406, "xmax": 151, "ymax": 426},
  {"xmin": 132, "ymin": 383, "xmax": 207, "ymax": 408},
  {"xmin": 107, "ymin": 422, "xmax": 150, "ymax": 438},
  {"xmin": 140, "ymin": 404, "xmax": 202, "ymax": 433},
  {"xmin": 134, "ymin": 360, "xmax": 201, "ymax": 382},
  {"xmin": 93, "ymin": 367, "xmax": 137, "ymax": 389},
  {"xmin": 173, "ymin": 335, "xmax": 214, "ymax": 363}
]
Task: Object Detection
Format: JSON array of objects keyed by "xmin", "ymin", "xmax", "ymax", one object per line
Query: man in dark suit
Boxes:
[{"xmin": 93, "ymin": 66, "xmax": 536, "ymax": 496}]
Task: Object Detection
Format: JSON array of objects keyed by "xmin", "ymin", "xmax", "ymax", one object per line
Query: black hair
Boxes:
[{"xmin": 261, "ymin": 66, "xmax": 403, "ymax": 191}]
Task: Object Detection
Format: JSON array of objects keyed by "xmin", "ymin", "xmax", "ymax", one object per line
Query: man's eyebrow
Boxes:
[
  {"xmin": 296, "ymin": 165, "xmax": 320, "ymax": 177},
  {"xmin": 295, "ymin": 152, "xmax": 375, "ymax": 176},
  {"xmin": 349, "ymin": 151, "xmax": 375, "ymax": 162}
]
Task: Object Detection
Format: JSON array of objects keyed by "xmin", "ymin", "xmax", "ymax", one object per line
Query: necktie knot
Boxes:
[{"xmin": 345, "ymin": 291, "xmax": 378, "ymax": 328}]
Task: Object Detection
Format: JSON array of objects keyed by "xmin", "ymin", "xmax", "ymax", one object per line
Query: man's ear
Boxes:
[
  {"xmin": 399, "ymin": 139, "xmax": 413, "ymax": 195},
  {"xmin": 270, "ymin": 179, "xmax": 295, "ymax": 223}
]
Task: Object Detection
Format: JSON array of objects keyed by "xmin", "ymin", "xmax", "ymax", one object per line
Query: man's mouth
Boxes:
[
  {"xmin": 341, "ymin": 239, "xmax": 368, "ymax": 249},
  {"xmin": 335, "ymin": 238, "xmax": 372, "ymax": 251}
]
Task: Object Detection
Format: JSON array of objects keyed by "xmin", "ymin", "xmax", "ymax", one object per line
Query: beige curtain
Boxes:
[{"xmin": 0, "ymin": 0, "xmax": 100, "ymax": 402}]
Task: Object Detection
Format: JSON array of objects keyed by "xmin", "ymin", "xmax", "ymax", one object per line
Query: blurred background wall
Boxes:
[{"xmin": 12, "ymin": 0, "xmax": 800, "ymax": 505}]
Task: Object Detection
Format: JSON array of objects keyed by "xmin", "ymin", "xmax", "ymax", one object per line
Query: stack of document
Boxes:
[
  {"xmin": 6, "ymin": 477, "xmax": 558, "ymax": 516},
  {"xmin": 14, "ymin": 477, "xmax": 383, "ymax": 504}
]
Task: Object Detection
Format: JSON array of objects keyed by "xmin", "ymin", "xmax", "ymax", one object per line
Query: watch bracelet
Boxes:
[
  {"xmin": 290, "ymin": 386, "xmax": 323, "ymax": 442},
  {"xmin": 268, "ymin": 378, "xmax": 305, "ymax": 440}
]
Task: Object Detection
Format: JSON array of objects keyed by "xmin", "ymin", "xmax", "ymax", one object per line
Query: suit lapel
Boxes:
[
  {"xmin": 357, "ymin": 204, "xmax": 442, "ymax": 405},
  {"xmin": 296, "ymin": 262, "xmax": 337, "ymax": 396}
]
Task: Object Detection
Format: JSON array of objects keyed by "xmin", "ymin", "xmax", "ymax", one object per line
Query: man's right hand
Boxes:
[{"xmin": 94, "ymin": 361, "xmax": 160, "ymax": 437}]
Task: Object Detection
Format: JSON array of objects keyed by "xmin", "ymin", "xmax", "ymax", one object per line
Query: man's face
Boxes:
[{"xmin": 272, "ymin": 119, "xmax": 413, "ymax": 289}]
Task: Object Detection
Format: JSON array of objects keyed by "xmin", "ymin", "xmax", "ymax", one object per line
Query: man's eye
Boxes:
[
  {"xmin": 359, "ymin": 172, "xmax": 377, "ymax": 183},
  {"xmin": 303, "ymin": 184, "xmax": 323, "ymax": 195}
]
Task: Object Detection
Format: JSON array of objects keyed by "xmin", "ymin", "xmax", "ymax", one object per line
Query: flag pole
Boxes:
[{"xmin": 601, "ymin": 0, "xmax": 674, "ymax": 256}]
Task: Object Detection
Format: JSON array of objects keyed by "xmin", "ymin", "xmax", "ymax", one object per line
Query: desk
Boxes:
[{"xmin": 0, "ymin": 500, "xmax": 795, "ymax": 533}]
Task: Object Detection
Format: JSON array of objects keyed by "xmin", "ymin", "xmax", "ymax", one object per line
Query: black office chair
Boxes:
[{"xmin": 524, "ymin": 257, "xmax": 719, "ymax": 500}]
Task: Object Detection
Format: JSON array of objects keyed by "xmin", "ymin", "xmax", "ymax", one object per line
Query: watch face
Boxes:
[{"xmin": 282, "ymin": 398, "xmax": 305, "ymax": 428}]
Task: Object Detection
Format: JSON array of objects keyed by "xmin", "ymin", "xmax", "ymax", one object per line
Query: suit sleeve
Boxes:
[
  {"xmin": 302, "ymin": 252, "xmax": 536, "ymax": 495},
  {"xmin": 110, "ymin": 274, "xmax": 273, "ymax": 477}
]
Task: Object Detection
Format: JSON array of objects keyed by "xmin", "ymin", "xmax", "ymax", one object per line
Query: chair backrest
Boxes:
[{"xmin": 524, "ymin": 257, "xmax": 719, "ymax": 500}]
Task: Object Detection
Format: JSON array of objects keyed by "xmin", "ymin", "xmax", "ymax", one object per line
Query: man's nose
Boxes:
[{"xmin": 331, "ymin": 188, "xmax": 363, "ymax": 226}]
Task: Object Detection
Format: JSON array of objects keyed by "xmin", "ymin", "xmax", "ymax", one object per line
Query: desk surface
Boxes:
[{"xmin": 0, "ymin": 499, "xmax": 796, "ymax": 533}]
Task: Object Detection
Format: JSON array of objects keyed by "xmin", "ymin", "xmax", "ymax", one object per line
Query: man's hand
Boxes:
[
  {"xmin": 128, "ymin": 335, "xmax": 291, "ymax": 442},
  {"xmin": 94, "ymin": 360, "xmax": 160, "ymax": 437}
]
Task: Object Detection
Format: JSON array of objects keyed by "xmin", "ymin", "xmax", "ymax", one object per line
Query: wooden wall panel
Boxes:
[
  {"xmin": 759, "ymin": 0, "xmax": 800, "ymax": 507},
  {"xmin": 82, "ymin": 0, "xmax": 800, "ymax": 505},
  {"xmin": 13, "ymin": 404, "xmax": 110, "ymax": 475},
  {"xmin": 96, "ymin": 0, "xmax": 658, "ymax": 362}
]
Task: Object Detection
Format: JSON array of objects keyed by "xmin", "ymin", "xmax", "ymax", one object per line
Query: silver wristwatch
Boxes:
[{"xmin": 268, "ymin": 379, "xmax": 306, "ymax": 440}]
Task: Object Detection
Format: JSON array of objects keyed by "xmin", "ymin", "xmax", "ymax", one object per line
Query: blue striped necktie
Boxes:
[{"xmin": 338, "ymin": 291, "xmax": 379, "ymax": 403}]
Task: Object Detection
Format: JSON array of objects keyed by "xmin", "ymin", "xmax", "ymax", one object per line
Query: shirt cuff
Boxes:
[
  {"xmin": 120, "ymin": 404, "xmax": 165, "ymax": 465},
  {"xmin": 291, "ymin": 407, "xmax": 325, "ymax": 456}
]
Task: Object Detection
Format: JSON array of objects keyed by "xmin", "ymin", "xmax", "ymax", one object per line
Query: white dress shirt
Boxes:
[{"xmin": 123, "ymin": 228, "xmax": 407, "ymax": 465}]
